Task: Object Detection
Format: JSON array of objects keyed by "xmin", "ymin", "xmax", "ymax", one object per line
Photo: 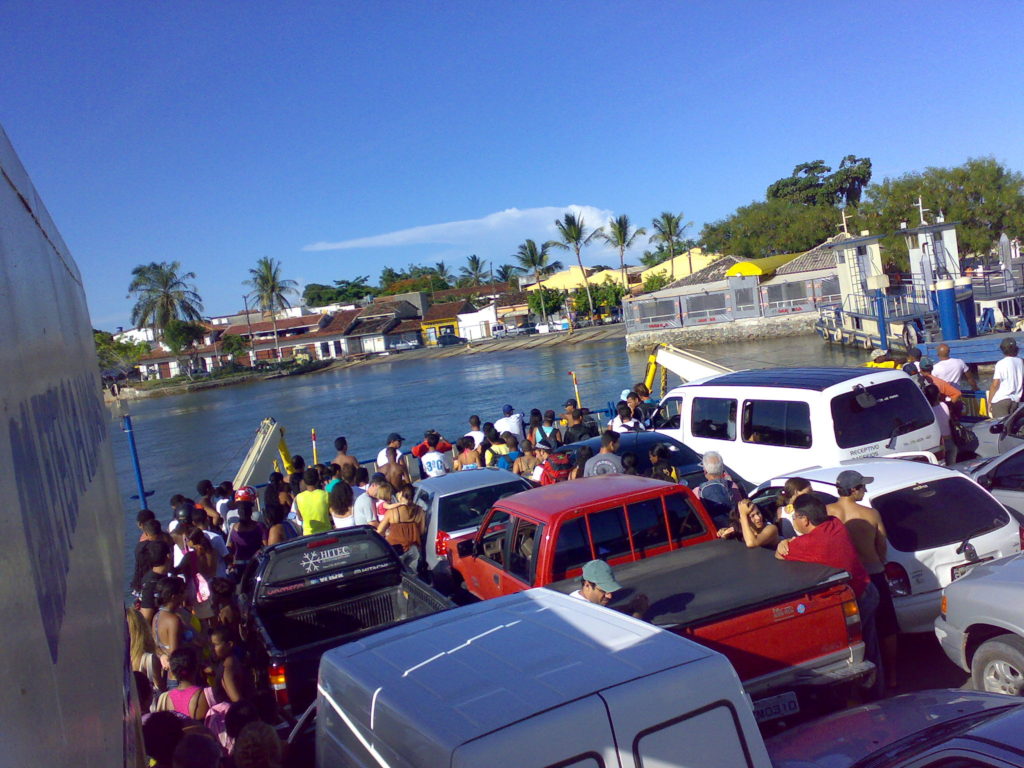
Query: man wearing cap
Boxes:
[
  {"xmin": 570, "ymin": 559, "xmax": 649, "ymax": 618},
  {"xmin": 777, "ymin": 493, "xmax": 882, "ymax": 695},
  {"xmin": 905, "ymin": 346, "xmax": 923, "ymax": 374},
  {"xmin": 827, "ymin": 469, "xmax": 899, "ymax": 689},
  {"xmin": 410, "ymin": 429, "xmax": 454, "ymax": 459},
  {"xmin": 495, "ymin": 404, "xmax": 525, "ymax": 440},
  {"xmin": 989, "ymin": 337, "xmax": 1024, "ymax": 418},
  {"xmin": 376, "ymin": 433, "xmax": 405, "ymax": 467},
  {"xmin": 353, "ymin": 472, "xmax": 385, "ymax": 526},
  {"xmin": 562, "ymin": 408, "xmax": 595, "ymax": 444}
]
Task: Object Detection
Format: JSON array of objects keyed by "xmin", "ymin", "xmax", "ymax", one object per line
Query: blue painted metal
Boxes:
[
  {"xmin": 935, "ymin": 283, "xmax": 960, "ymax": 341},
  {"xmin": 122, "ymin": 413, "xmax": 151, "ymax": 504},
  {"xmin": 873, "ymin": 290, "xmax": 889, "ymax": 351}
]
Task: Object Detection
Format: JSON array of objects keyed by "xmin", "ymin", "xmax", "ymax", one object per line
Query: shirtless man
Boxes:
[
  {"xmin": 380, "ymin": 446, "xmax": 411, "ymax": 490},
  {"xmin": 195, "ymin": 480, "xmax": 222, "ymax": 529},
  {"xmin": 331, "ymin": 436, "xmax": 360, "ymax": 470},
  {"xmin": 827, "ymin": 469, "xmax": 899, "ymax": 688}
]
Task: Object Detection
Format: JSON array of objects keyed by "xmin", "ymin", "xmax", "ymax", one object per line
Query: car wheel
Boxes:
[{"xmin": 972, "ymin": 634, "xmax": 1024, "ymax": 695}]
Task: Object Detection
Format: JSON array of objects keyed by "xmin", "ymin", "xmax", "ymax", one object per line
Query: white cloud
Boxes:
[{"xmin": 302, "ymin": 205, "xmax": 617, "ymax": 252}]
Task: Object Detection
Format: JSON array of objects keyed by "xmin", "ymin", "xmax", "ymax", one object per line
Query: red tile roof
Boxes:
[
  {"xmin": 423, "ymin": 300, "xmax": 476, "ymax": 322},
  {"xmin": 430, "ymin": 282, "xmax": 510, "ymax": 301},
  {"xmin": 386, "ymin": 319, "xmax": 422, "ymax": 335}
]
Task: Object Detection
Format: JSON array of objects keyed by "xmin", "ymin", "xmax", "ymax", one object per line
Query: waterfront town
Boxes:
[{"xmin": 7, "ymin": 4, "xmax": 1024, "ymax": 768}]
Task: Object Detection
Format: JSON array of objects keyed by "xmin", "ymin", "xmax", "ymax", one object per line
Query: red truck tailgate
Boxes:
[{"xmin": 680, "ymin": 583, "xmax": 858, "ymax": 681}]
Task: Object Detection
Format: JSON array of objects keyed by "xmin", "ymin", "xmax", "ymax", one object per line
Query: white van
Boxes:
[
  {"xmin": 316, "ymin": 589, "xmax": 772, "ymax": 768},
  {"xmin": 651, "ymin": 367, "xmax": 942, "ymax": 484}
]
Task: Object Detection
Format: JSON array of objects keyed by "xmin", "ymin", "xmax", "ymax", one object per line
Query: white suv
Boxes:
[{"xmin": 751, "ymin": 459, "xmax": 1023, "ymax": 633}]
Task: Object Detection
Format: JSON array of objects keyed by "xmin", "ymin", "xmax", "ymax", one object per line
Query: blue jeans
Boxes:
[{"xmin": 858, "ymin": 582, "xmax": 883, "ymax": 698}]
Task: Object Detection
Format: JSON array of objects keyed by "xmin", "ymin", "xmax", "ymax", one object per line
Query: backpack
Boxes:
[
  {"xmin": 539, "ymin": 453, "xmax": 572, "ymax": 485},
  {"xmin": 496, "ymin": 450, "xmax": 522, "ymax": 471}
]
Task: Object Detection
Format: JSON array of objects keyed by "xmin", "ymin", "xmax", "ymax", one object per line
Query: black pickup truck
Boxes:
[{"xmin": 238, "ymin": 527, "xmax": 453, "ymax": 719}]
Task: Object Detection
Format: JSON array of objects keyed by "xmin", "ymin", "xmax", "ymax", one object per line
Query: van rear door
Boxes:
[
  {"xmin": 599, "ymin": 657, "xmax": 771, "ymax": 768},
  {"xmin": 452, "ymin": 695, "xmax": 618, "ymax": 768}
]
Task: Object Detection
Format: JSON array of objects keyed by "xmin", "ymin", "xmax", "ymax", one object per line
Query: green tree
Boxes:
[
  {"xmin": 433, "ymin": 261, "xmax": 454, "ymax": 287},
  {"xmin": 767, "ymin": 156, "xmax": 872, "ymax": 207},
  {"xmin": 245, "ymin": 256, "xmax": 298, "ymax": 360},
  {"xmin": 495, "ymin": 263, "xmax": 522, "ymax": 284},
  {"xmin": 527, "ymin": 287, "xmax": 564, "ymax": 319},
  {"xmin": 701, "ymin": 198, "xmax": 844, "ymax": 259},
  {"xmin": 379, "ymin": 266, "xmax": 404, "ymax": 290},
  {"xmin": 599, "ymin": 214, "xmax": 646, "ymax": 288},
  {"xmin": 642, "ymin": 272, "xmax": 671, "ymax": 293},
  {"xmin": 93, "ymin": 330, "xmax": 149, "ymax": 374},
  {"xmin": 860, "ymin": 157, "xmax": 1024, "ymax": 267},
  {"xmin": 127, "ymin": 261, "xmax": 204, "ymax": 336},
  {"xmin": 513, "ymin": 239, "xmax": 558, "ymax": 324},
  {"xmin": 592, "ymin": 278, "xmax": 628, "ymax": 313},
  {"xmin": 548, "ymin": 213, "xmax": 600, "ymax": 317},
  {"xmin": 219, "ymin": 333, "xmax": 250, "ymax": 362},
  {"xmin": 302, "ymin": 283, "xmax": 341, "ymax": 307},
  {"xmin": 649, "ymin": 212, "xmax": 693, "ymax": 281},
  {"xmin": 163, "ymin": 319, "xmax": 207, "ymax": 378},
  {"xmin": 459, "ymin": 254, "xmax": 489, "ymax": 286}
]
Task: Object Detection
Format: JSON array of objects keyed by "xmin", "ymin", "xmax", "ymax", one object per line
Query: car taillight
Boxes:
[
  {"xmin": 436, "ymin": 530, "xmax": 451, "ymax": 558},
  {"xmin": 885, "ymin": 562, "xmax": 911, "ymax": 597},
  {"xmin": 269, "ymin": 663, "xmax": 288, "ymax": 707},
  {"xmin": 842, "ymin": 596, "xmax": 862, "ymax": 644},
  {"xmin": 940, "ymin": 594, "xmax": 948, "ymax": 620},
  {"xmin": 1018, "ymin": 526, "xmax": 1024, "ymax": 552}
]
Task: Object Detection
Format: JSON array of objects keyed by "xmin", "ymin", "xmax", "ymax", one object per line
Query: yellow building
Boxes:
[
  {"xmin": 526, "ymin": 265, "xmax": 592, "ymax": 292},
  {"xmin": 639, "ymin": 247, "xmax": 721, "ymax": 284}
]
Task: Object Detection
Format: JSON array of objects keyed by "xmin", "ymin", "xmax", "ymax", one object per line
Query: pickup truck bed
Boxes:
[
  {"xmin": 548, "ymin": 540, "xmax": 872, "ymax": 725},
  {"xmin": 239, "ymin": 528, "xmax": 454, "ymax": 718},
  {"xmin": 262, "ymin": 581, "xmax": 451, "ymax": 653}
]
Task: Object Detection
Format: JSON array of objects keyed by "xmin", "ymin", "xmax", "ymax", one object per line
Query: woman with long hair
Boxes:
[
  {"xmin": 329, "ymin": 480, "xmax": 356, "ymax": 528},
  {"xmin": 128, "ymin": 607, "xmax": 162, "ymax": 691}
]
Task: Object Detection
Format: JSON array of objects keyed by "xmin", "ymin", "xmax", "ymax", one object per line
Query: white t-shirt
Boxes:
[
  {"xmin": 609, "ymin": 416, "xmax": 644, "ymax": 433},
  {"xmin": 376, "ymin": 447, "xmax": 396, "ymax": 466},
  {"xmin": 494, "ymin": 414, "xmax": 525, "ymax": 440},
  {"xmin": 931, "ymin": 357, "xmax": 970, "ymax": 387},
  {"xmin": 203, "ymin": 530, "xmax": 230, "ymax": 577},
  {"xmin": 465, "ymin": 429, "xmax": 485, "ymax": 447},
  {"xmin": 332, "ymin": 514, "xmax": 357, "ymax": 529},
  {"xmin": 421, "ymin": 450, "xmax": 451, "ymax": 478},
  {"xmin": 932, "ymin": 402, "xmax": 951, "ymax": 438},
  {"xmin": 993, "ymin": 356, "xmax": 1024, "ymax": 404}
]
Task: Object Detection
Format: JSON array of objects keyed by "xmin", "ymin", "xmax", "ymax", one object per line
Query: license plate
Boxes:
[
  {"xmin": 752, "ymin": 691, "xmax": 800, "ymax": 723},
  {"xmin": 951, "ymin": 557, "xmax": 993, "ymax": 581}
]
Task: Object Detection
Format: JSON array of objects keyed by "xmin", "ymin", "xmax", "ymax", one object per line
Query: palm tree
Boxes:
[
  {"xmin": 128, "ymin": 261, "xmax": 204, "ymax": 337},
  {"xmin": 434, "ymin": 261, "xmax": 454, "ymax": 287},
  {"xmin": 495, "ymin": 263, "xmax": 523, "ymax": 285},
  {"xmin": 244, "ymin": 256, "xmax": 298, "ymax": 360},
  {"xmin": 514, "ymin": 239, "xmax": 559, "ymax": 324},
  {"xmin": 599, "ymin": 214, "xmax": 646, "ymax": 290},
  {"xmin": 460, "ymin": 254, "xmax": 488, "ymax": 286},
  {"xmin": 547, "ymin": 212, "xmax": 600, "ymax": 317},
  {"xmin": 649, "ymin": 212, "xmax": 693, "ymax": 281}
]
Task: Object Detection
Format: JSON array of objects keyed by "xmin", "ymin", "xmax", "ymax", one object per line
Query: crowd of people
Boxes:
[{"xmin": 130, "ymin": 356, "xmax": 970, "ymax": 763}]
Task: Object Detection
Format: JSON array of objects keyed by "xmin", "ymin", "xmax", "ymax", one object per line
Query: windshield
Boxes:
[
  {"xmin": 437, "ymin": 481, "xmax": 529, "ymax": 532},
  {"xmin": 830, "ymin": 379, "xmax": 935, "ymax": 449},
  {"xmin": 872, "ymin": 477, "xmax": 1009, "ymax": 552}
]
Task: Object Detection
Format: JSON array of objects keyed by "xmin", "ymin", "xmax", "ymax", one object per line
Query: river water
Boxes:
[{"xmin": 112, "ymin": 335, "xmax": 870, "ymax": 583}]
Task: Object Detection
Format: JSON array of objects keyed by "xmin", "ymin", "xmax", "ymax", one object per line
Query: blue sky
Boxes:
[{"xmin": 3, "ymin": 1, "xmax": 1023, "ymax": 330}]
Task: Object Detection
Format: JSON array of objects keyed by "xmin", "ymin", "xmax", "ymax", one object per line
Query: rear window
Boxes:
[
  {"xmin": 873, "ymin": 477, "xmax": 1009, "ymax": 552},
  {"xmin": 436, "ymin": 481, "xmax": 529, "ymax": 532},
  {"xmin": 830, "ymin": 379, "xmax": 935, "ymax": 449},
  {"xmin": 261, "ymin": 536, "xmax": 393, "ymax": 591}
]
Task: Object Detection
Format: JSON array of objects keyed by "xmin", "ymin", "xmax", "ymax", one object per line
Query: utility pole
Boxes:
[{"xmin": 243, "ymin": 294, "xmax": 255, "ymax": 366}]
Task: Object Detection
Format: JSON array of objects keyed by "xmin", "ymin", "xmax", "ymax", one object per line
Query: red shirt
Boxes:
[
  {"xmin": 411, "ymin": 439, "xmax": 453, "ymax": 458},
  {"xmin": 784, "ymin": 517, "xmax": 869, "ymax": 597}
]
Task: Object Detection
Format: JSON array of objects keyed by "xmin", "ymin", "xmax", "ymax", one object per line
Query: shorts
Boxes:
[{"xmin": 869, "ymin": 571, "xmax": 899, "ymax": 638}]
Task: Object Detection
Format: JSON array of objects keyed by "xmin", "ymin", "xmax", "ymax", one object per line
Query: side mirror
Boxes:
[
  {"xmin": 978, "ymin": 474, "xmax": 994, "ymax": 490},
  {"xmin": 990, "ymin": 423, "xmax": 1006, "ymax": 435},
  {"xmin": 456, "ymin": 539, "xmax": 476, "ymax": 558}
]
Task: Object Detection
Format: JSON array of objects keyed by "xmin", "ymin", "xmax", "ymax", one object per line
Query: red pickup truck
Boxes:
[
  {"xmin": 448, "ymin": 476, "xmax": 874, "ymax": 726},
  {"xmin": 448, "ymin": 476, "xmax": 716, "ymax": 599}
]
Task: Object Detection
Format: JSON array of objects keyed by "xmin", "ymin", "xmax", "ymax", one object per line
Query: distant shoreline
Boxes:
[{"xmin": 106, "ymin": 324, "xmax": 628, "ymax": 402}]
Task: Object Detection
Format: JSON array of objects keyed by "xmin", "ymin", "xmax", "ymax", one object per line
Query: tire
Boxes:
[
  {"xmin": 971, "ymin": 634, "xmax": 1024, "ymax": 696},
  {"xmin": 902, "ymin": 324, "xmax": 917, "ymax": 349}
]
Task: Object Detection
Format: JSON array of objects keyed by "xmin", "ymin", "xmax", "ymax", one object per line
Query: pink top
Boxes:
[{"xmin": 168, "ymin": 685, "xmax": 201, "ymax": 717}]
